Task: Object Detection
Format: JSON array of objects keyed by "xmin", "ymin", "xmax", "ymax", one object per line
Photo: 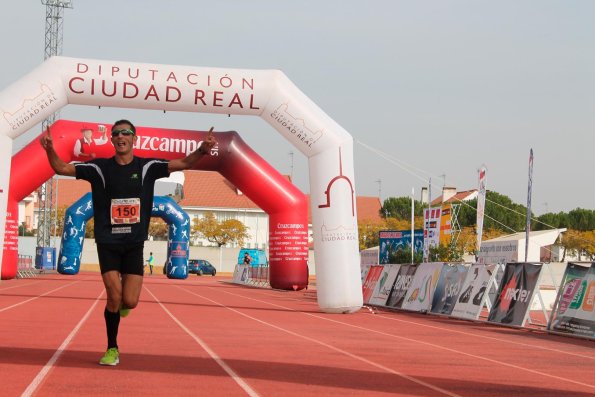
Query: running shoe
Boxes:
[
  {"xmin": 119, "ymin": 306, "xmax": 131, "ymax": 318},
  {"xmin": 99, "ymin": 347, "xmax": 119, "ymax": 366}
]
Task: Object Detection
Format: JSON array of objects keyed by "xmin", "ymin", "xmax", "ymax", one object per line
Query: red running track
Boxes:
[{"xmin": 0, "ymin": 272, "xmax": 593, "ymax": 397}]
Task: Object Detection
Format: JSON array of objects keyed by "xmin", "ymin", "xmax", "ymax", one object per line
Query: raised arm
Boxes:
[
  {"xmin": 40, "ymin": 126, "xmax": 76, "ymax": 177},
  {"xmin": 168, "ymin": 127, "xmax": 217, "ymax": 172}
]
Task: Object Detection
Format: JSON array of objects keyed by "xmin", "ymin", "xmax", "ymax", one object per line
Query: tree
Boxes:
[
  {"xmin": 457, "ymin": 191, "xmax": 528, "ymax": 232},
  {"xmin": 567, "ymin": 208, "xmax": 595, "ymax": 231},
  {"xmin": 380, "ymin": 197, "xmax": 424, "ymax": 219},
  {"xmin": 148, "ymin": 218, "xmax": 169, "ymax": 240},
  {"xmin": 358, "ymin": 220, "xmax": 384, "ymax": 250},
  {"xmin": 428, "ymin": 243, "xmax": 463, "ymax": 262},
  {"xmin": 192, "ymin": 212, "xmax": 250, "ymax": 247},
  {"xmin": 560, "ymin": 229, "xmax": 595, "ymax": 261}
]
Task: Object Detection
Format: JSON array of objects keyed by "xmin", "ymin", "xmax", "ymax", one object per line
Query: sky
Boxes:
[{"xmin": 2, "ymin": 1, "xmax": 594, "ymax": 217}]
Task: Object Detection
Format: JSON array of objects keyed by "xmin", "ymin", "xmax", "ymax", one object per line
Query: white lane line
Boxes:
[
  {"xmin": 21, "ymin": 289, "xmax": 105, "ymax": 397},
  {"xmin": 373, "ymin": 312, "xmax": 595, "ymax": 360},
  {"xmin": 220, "ymin": 288, "xmax": 595, "ymax": 391},
  {"xmin": 178, "ymin": 285, "xmax": 461, "ymax": 397},
  {"xmin": 0, "ymin": 281, "xmax": 78, "ymax": 313},
  {"xmin": 0, "ymin": 280, "xmax": 43, "ymax": 291},
  {"xmin": 234, "ymin": 287, "xmax": 595, "ymax": 360},
  {"xmin": 143, "ymin": 286, "xmax": 260, "ymax": 397}
]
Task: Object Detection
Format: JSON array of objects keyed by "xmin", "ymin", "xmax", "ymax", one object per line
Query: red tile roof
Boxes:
[{"xmin": 178, "ymin": 171, "xmax": 258, "ymax": 209}]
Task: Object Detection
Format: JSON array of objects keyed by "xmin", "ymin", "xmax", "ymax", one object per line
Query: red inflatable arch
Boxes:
[{"xmin": 4, "ymin": 120, "xmax": 309, "ymax": 290}]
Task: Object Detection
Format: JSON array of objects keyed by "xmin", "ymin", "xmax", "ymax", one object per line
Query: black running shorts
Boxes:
[{"xmin": 97, "ymin": 242, "xmax": 145, "ymax": 276}]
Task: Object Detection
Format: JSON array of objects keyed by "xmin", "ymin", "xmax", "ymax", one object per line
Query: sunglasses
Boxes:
[{"xmin": 111, "ymin": 129, "xmax": 135, "ymax": 137}]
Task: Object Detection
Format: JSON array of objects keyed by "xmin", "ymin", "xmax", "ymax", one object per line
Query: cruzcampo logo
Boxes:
[{"xmin": 131, "ymin": 173, "xmax": 139, "ymax": 180}]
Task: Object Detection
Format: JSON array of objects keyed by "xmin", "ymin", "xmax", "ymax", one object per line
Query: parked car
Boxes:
[{"xmin": 188, "ymin": 259, "xmax": 217, "ymax": 276}]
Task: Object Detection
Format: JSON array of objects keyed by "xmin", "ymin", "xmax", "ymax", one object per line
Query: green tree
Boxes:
[
  {"xmin": 428, "ymin": 243, "xmax": 464, "ymax": 262},
  {"xmin": 567, "ymin": 208, "xmax": 595, "ymax": 231},
  {"xmin": 534, "ymin": 212, "xmax": 569, "ymax": 230},
  {"xmin": 192, "ymin": 212, "xmax": 250, "ymax": 247},
  {"xmin": 457, "ymin": 191, "xmax": 528, "ymax": 232},
  {"xmin": 380, "ymin": 197, "xmax": 424, "ymax": 219}
]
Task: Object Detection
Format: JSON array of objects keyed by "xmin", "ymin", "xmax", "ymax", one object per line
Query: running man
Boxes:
[{"xmin": 41, "ymin": 120, "xmax": 216, "ymax": 366}]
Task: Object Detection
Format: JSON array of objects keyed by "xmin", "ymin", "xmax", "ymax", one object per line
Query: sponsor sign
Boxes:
[
  {"xmin": 386, "ymin": 264, "xmax": 418, "ymax": 309},
  {"xmin": 401, "ymin": 262, "xmax": 443, "ymax": 312},
  {"xmin": 488, "ymin": 262, "xmax": 542, "ymax": 326},
  {"xmin": 379, "ymin": 230, "xmax": 423, "ymax": 265},
  {"xmin": 362, "ymin": 265, "xmax": 383, "ymax": 304},
  {"xmin": 423, "ymin": 208, "xmax": 441, "ymax": 261},
  {"xmin": 369, "ymin": 264, "xmax": 401, "ymax": 306},
  {"xmin": 431, "ymin": 263, "xmax": 469, "ymax": 315},
  {"xmin": 549, "ymin": 262, "xmax": 595, "ymax": 338},
  {"xmin": 439, "ymin": 204, "xmax": 452, "ymax": 245},
  {"xmin": 451, "ymin": 264, "xmax": 497, "ymax": 320}
]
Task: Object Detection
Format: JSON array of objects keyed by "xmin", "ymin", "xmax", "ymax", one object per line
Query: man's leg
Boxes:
[
  {"xmin": 100, "ymin": 270, "xmax": 122, "ymax": 365},
  {"xmin": 121, "ymin": 274, "xmax": 144, "ymax": 310}
]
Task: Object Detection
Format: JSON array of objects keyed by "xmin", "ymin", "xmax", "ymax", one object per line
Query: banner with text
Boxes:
[
  {"xmin": 369, "ymin": 264, "xmax": 402, "ymax": 306},
  {"xmin": 385, "ymin": 264, "xmax": 418, "ymax": 309},
  {"xmin": 362, "ymin": 265, "xmax": 384, "ymax": 304},
  {"xmin": 548, "ymin": 262, "xmax": 594, "ymax": 339},
  {"xmin": 451, "ymin": 263, "xmax": 497, "ymax": 320},
  {"xmin": 379, "ymin": 230, "xmax": 424, "ymax": 264},
  {"xmin": 431, "ymin": 263, "xmax": 469, "ymax": 315},
  {"xmin": 402, "ymin": 262, "xmax": 444, "ymax": 312},
  {"xmin": 487, "ymin": 262, "xmax": 542, "ymax": 326},
  {"xmin": 423, "ymin": 208, "xmax": 441, "ymax": 261}
]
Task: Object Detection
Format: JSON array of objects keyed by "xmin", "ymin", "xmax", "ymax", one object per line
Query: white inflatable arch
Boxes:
[{"xmin": 0, "ymin": 57, "xmax": 362, "ymax": 313}]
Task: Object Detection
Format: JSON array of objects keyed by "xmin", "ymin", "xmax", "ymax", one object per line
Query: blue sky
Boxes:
[{"xmin": 2, "ymin": 1, "xmax": 594, "ymax": 217}]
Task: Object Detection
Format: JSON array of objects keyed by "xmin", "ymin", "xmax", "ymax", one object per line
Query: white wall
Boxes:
[{"xmin": 17, "ymin": 236, "xmax": 316, "ymax": 274}]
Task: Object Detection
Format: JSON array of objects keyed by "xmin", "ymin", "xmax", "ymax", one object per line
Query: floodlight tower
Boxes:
[{"xmin": 37, "ymin": 0, "xmax": 73, "ymax": 249}]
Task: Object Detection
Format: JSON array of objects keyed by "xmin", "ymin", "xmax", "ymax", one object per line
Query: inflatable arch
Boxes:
[
  {"xmin": 5, "ymin": 120, "xmax": 309, "ymax": 290},
  {"xmin": 0, "ymin": 57, "xmax": 362, "ymax": 313},
  {"xmin": 58, "ymin": 193, "xmax": 190, "ymax": 279}
]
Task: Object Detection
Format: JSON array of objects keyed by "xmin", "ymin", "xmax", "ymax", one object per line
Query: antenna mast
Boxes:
[{"xmin": 37, "ymin": 0, "xmax": 73, "ymax": 248}]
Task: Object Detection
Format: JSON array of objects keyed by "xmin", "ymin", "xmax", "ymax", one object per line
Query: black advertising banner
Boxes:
[
  {"xmin": 431, "ymin": 264, "xmax": 469, "ymax": 315},
  {"xmin": 488, "ymin": 263, "xmax": 542, "ymax": 326},
  {"xmin": 385, "ymin": 264, "xmax": 417, "ymax": 309},
  {"xmin": 549, "ymin": 262, "xmax": 595, "ymax": 338}
]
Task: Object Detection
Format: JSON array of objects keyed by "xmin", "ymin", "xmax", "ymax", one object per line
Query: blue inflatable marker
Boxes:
[{"xmin": 58, "ymin": 195, "xmax": 190, "ymax": 279}]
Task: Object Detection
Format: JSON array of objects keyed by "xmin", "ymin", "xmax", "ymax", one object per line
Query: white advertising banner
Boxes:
[
  {"xmin": 423, "ymin": 207, "xmax": 441, "ymax": 261},
  {"xmin": 369, "ymin": 264, "xmax": 401, "ymax": 306},
  {"xmin": 401, "ymin": 262, "xmax": 443, "ymax": 312},
  {"xmin": 451, "ymin": 263, "xmax": 497, "ymax": 320}
]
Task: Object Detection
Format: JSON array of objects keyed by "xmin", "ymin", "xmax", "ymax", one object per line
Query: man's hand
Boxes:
[
  {"xmin": 198, "ymin": 127, "xmax": 217, "ymax": 155},
  {"xmin": 168, "ymin": 127, "xmax": 218, "ymax": 172},
  {"xmin": 40, "ymin": 126, "xmax": 53, "ymax": 151},
  {"xmin": 40, "ymin": 125, "xmax": 76, "ymax": 177}
]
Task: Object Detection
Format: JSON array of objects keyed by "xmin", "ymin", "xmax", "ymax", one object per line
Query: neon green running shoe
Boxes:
[
  {"xmin": 119, "ymin": 307, "xmax": 131, "ymax": 318},
  {"xmin": 99, "ymin": 347, "xmax": 119, "ymax": 366}
]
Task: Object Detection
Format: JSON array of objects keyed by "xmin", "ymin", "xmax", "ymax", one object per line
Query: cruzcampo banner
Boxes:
[
  {"xmin": 385, "ymin": 264, "xmax": 418, "ymax": 309},
  {"xmin": 451, "ymin": 263, "xmax": 497, "ymax": 320},
  {"xmin": 548, "ymin": 262, "xmax": 594, "ymax": 338},
  {"xmin": 431, "ymin": 263, "xmax": 469, "ymax": 315},
  {"xmin": 488, "ymin": 262, "xmax": 542, "ymax": 326}
]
